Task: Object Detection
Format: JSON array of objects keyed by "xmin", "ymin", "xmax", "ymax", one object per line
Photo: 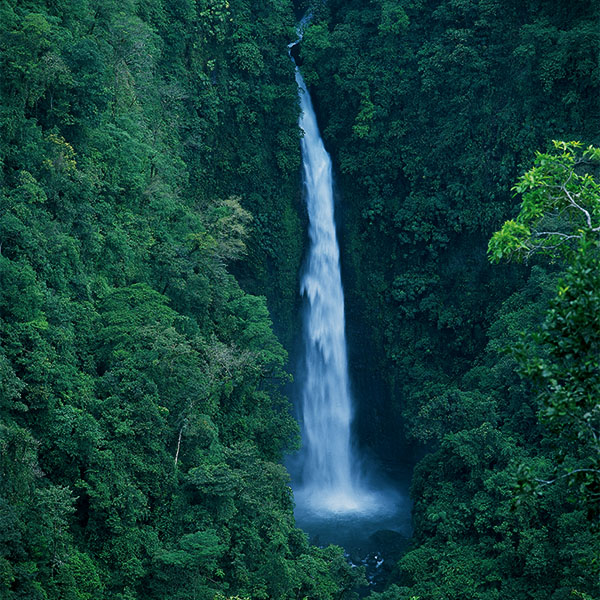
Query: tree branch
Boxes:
[{"xmin": 535, "ymin": 468, "xmax": 600, "ymax": 486}]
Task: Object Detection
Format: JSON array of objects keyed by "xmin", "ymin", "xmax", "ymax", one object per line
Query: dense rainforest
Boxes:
[{"xmin": 0, "ymin": 1, "xmax": 599, "ymax": 600}]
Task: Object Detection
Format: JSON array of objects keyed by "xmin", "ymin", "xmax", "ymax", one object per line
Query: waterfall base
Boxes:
[{"xmin": 293, "ymin": 484, "xmax": 399, "ymax": 517}]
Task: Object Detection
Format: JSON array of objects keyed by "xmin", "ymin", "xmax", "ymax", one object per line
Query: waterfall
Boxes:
[{"xmin": 294, "ymin": 68, "xmax": 373, "ymax": 514}]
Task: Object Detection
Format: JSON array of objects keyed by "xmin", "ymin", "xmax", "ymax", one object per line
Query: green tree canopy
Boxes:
[{"xmin": 489, "ymin": 141, "xmax": 600, "ymax": 263}]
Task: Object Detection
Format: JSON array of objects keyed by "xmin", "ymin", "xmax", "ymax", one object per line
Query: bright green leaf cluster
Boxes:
[{"xmin": 489, "ymin": 141, "xmax": 600, "ymax": 263}]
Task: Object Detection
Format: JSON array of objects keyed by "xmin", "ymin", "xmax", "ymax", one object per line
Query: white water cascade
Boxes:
[{"xmin": 294, "ymin": 68, "xmax": 376, "ymax": 515}]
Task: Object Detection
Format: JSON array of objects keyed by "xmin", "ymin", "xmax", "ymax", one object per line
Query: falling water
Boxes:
[{"xmin": 294, "ymin": 68, "xmax": 376, "ymax": 515}]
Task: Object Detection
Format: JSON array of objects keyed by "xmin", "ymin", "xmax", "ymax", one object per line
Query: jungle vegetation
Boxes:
[{"xmin": 1, "ymin": 0, "xmax": 599, "ymax": 599}]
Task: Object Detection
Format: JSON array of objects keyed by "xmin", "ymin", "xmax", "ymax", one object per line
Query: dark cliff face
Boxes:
[{"xmin": 289, "ymin": 41, "xmax": 303, "ymax": 65}]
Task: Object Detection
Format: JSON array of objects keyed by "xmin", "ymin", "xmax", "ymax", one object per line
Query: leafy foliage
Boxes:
[
  {"xmin": 2, "ymin": 0, "xmax": 600, "ymax": 598},
  {"xmin": 489, "ymin": 141, "xmax": 600, "ymax": 262},
  {"xmin": 0, "ymin": 1, "xmax": 358, "ymax": 598},
  {"xmin": 372, "ymin": 147, "xmax": 600, "ymax": 599},
  {"xmin": 491, "ymin": 144, "xmax": 600, "ymax": 519}
]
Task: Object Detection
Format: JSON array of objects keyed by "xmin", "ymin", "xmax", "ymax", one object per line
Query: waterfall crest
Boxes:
[{"xmin": 294, "ymin": 68, "xmax": 374, "ymax": 514}]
